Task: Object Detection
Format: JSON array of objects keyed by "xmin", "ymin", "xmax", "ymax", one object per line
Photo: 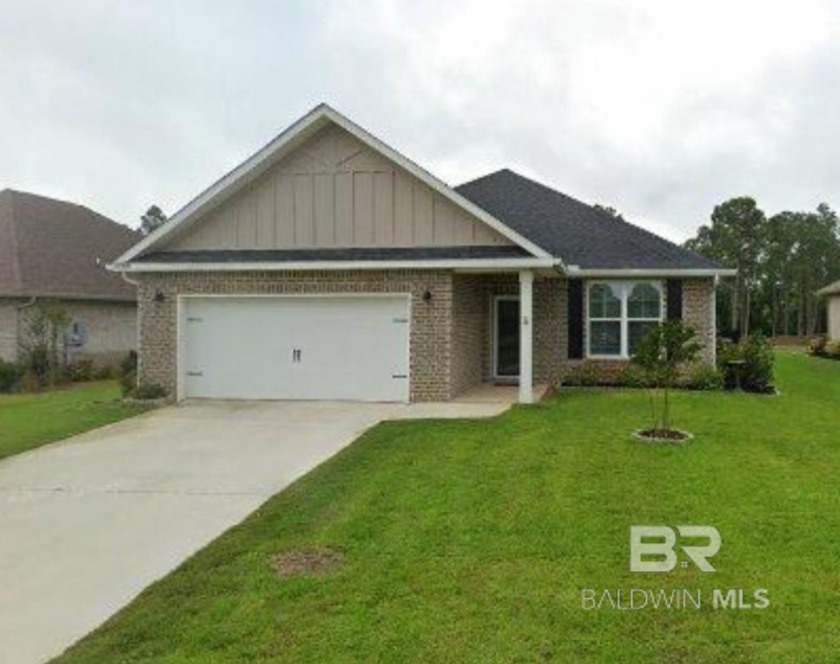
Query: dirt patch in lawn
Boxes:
[{"xmin": 270, "ymin": 547, "xmax": 344, "ymax": 578}]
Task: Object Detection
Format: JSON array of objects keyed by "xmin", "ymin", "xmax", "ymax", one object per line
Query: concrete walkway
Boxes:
[{"xmin": 0, "ymin": 399, "xmax": 509, "ymax": 664}]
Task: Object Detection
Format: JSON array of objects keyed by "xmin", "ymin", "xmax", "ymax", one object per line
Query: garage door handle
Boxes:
[
  {"xmin": 392, "ymin": 374, "xmax": 407, "ymax": 379},
  {"xmin": 187, "ymin": 371, "xmax": 203, "ymax": 377},
  {"xmin": 292, "ymin": 349, "xmax": 302, "ymax": 362}
]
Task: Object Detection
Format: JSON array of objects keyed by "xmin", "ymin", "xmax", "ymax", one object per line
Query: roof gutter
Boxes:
[
  {"xmin": 563, "ymin": 266, "xmax": 737, "ymax": 278},
  {"xmin": 108, "ymin": 256, "xmax": 557, "ymax": 273}
]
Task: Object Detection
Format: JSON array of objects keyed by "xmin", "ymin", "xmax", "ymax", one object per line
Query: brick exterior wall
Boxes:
[
  {"xmin": 450, "ymin": 275, "xmax": 486, "ymax": 397},
  {"xmin": 0, "ymin": 297, "xmax": 136, "ymax": 367},
  {"xmin": 63, "ymin": 300, "xmax": 137, "ymax": 367},
  {"xmin": 682, "ymin": 278, "xmax": 716, "ymax": 365},
  {"xmin": 136, "ymin": 270, "xmax": 456, "ymax": 401},
  {"xmin": 560, "ymin": 277, "xmax": 717, "ymax": 384},
  {"xmin": 134, "ymin": 271, "xmax": 716, "ymax": 400},
  {"xmin": 478, "ymin": 275, "xmax": 566, "ymax": 385}
]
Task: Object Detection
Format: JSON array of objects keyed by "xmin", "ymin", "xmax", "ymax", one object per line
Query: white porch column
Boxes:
[{"xmin": 519, "ymin": 269, "xmax": 534, "ymax": 404}]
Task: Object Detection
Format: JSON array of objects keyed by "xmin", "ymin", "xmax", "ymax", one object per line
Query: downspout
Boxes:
[
  {"xmin": 16, "ymin": 296, "xmax": 37, "ymax": 311},
  {"xmin": 120, "ymin": 271, "xmax": 140, "ymax": 288},
  {"xmin": 120, "ymin": 270, "xmax": 141, "ymax": 388}
]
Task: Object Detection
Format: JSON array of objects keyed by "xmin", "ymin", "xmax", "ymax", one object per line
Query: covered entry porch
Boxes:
[{"xmin": 449, "ymin": 270, "xmax": 565, "ymax": 404}]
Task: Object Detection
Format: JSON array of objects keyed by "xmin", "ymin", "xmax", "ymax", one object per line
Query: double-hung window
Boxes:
[{"xmin": 587, "ymin": 281, "xmax": 663, "ymax": 358}]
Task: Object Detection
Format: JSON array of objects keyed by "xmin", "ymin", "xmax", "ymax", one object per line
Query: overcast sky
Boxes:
[{"xmin": 2, "ymin": 0, "xmax": 839, "ymax": 242}]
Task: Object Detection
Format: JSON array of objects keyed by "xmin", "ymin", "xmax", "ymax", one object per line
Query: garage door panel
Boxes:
[{"xmin": 182, "ymin": 296, "xmax": 409, "ymax": 401}]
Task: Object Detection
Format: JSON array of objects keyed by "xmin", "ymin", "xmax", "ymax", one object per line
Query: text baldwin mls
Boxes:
[
  {"xmin": 581, "ymin": 526, "xmax": 771, "ymax": 610},
  {"xmin": 581, "ymin": 587, "xmax": 770, "ymax": 611}
]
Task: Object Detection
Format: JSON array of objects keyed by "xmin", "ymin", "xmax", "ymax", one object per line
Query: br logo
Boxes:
[{"xmin": 630, "ymin": 525, "xmax": 721, "ymax": 573}]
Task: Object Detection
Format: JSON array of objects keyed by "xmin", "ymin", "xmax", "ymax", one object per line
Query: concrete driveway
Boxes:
[{"xmin": 0, "ymin": 399, "xmax": 508, "ymax": 664}]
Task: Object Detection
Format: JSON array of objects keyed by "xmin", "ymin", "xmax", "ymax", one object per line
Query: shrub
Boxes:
[
  {"xmin": 740, "ymin": 334, "xmax": 775, "ymax": 393},
  {"xmin": 0, "ymin": 360, "xmax": 21, "ymax": 393},
  {"xmin": 618, "ymin": 364, "xmax": 652, "ymax": 388},
  {"xmin": 825, "ymin": 340, "xmax": 840, "ymax": 358},
  {"xmin": 64, "ymin": 358, "xmax": 96, "ymax": 382},
  {"xmin": 718, "ymin": 333, "xmax": 775, "ymax": 393},
  {"xmin": 563, "ymin": 362, "xmax": 602, "ymax": 387},
  {"xmin": 120, "ymin": 351, "xmax": 138, "ymax": 397},
  {"xmin": 809, "ymin": 336, "xmax": 827, "ymax": 356},
  {"xmin": 19, "ymin": 304, "xmax": 71, "ymax": 388},
  {"xmin": 94, "ymin": 365, "xmax": 116, "ymax": 380},
  {"xmin": 131, "ymin": 383, "xmax": 167, "ymax": 400},
  {"xmin": 684, "ymin": 364, "xmax": 724, "ymax": 391}
]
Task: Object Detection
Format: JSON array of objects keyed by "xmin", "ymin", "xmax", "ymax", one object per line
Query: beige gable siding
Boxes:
[
  {"xmin": 828, "ymin": 296, "xmax": 840, "ymax": 340},
  {"xmin": 163, "ymin": 125, "xmax": 512, "ymax": 251}
]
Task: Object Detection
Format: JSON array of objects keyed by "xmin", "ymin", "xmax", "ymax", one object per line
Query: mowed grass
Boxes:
[
  {"xmin": 57, "ymin": 353, "xmax": 840, "ymax": 663},
  {"xmin": 0, "ymin": 381, "xmax": 145, "ymax": 461}
]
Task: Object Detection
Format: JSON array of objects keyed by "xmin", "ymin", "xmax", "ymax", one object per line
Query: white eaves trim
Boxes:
[
  {"xmin": 565, "ymin": 267, "xmax": 737, "ymax": 278},
  {"xmin": 115, "ymin": 257, "xmax": 557, "ymax": 273},
  {"xmin": 115, "ymin": 104, "xmax": 551, "ymax": 266}
]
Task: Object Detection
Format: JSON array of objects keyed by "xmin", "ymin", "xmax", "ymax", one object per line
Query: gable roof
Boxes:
[
  {"xmin": 0, "ymin": 189, "xmax": 140, "ymax": 301},
  {"xmin": 456, "ymin": 169, "xmax": 723, "ymax": 273},
  {"xmin": 114, "ymin": 104, "xmax": 550, "ymax": 266},
  {"xmin": 818, "ymin": 280, "xmax": 840, "ymax": 296}
]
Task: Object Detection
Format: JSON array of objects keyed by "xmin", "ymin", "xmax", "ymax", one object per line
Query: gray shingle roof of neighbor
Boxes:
[
  {"xmin": 456, "ymin": 169, "xmax": 722, "ymax": 270},
  {"xmin": 0, "ymin": 189, "xmax": 140, "ymax": 301},
  {"xmin": 817, "ymin": 280, "xmax": 840, "ymax": 296},
  {"xmin": 136, "ymin": 245, "xmax": 532, "ymax": 264}
]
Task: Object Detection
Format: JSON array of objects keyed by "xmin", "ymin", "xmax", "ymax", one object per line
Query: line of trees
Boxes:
[{"xmin": 684, "ymin": 197, "xmax": 840, "ymax": 338}]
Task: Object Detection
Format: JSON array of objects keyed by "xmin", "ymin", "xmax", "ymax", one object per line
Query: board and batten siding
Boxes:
[{"xmin": 163, "ymin": 125, "xmax": 511, "ymax": 251}]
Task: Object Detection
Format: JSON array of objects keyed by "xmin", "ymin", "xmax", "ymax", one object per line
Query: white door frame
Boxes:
[
  {"xmin": 176, "ymin": 293, "xmax": 412, "ymax": 402},
  {"xmin": 492, "ymin": 295, "xmax": 520, "ymax": 380}
]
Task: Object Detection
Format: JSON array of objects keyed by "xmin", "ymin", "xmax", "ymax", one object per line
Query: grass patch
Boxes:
[
  {"xmin": 0, "ymin": 381, "xmax": 147, "ymax": 461},
  {"xmin": 56, "ymin": 353, "xmax": 840, "ymax": 663}
]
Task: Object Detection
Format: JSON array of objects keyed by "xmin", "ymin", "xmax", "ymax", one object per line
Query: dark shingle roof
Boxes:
[
  {"xmin": 0, "ymin": 189, "xmax": 140, "ymax": 300},
  {"xmin": 136, "ymin": 245, "xmax": 530, "ymax": 264},
  {"xmin": 456, "ymin": 169, "xmax": 720, "ymax": 270}
]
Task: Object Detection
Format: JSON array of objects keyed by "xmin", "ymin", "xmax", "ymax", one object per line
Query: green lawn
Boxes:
[
  {"xmin": 0, "ymin": 381, "xmax": 146, "ymax": 461},
  {"xmin": 56, "ymin": 353, "xmax": 840, "ymax": 663}
]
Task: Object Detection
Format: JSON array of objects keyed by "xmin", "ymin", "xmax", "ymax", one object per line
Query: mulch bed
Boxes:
[
  {"xmin": 632, "ymin": 429, "xmax": 693, "ymax": 444},
  {"xmin": 270, "ymin": 547, "xmax": 344, "ymax": 578}
]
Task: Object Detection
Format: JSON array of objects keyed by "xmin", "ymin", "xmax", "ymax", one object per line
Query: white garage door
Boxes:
[{"xmin": 181, "ymin": 296, "xmax": 410, "ymax": 402}]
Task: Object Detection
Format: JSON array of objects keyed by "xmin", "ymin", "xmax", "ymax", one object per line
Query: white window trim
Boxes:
[{"xmin": 585, "ymin": 280, "xmax": 664, "ymax": 360}]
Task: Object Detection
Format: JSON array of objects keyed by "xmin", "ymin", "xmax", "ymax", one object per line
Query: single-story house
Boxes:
[
  {"xmin": 111, "ymin": 104, "xmax": 731, "ymax": 404},
  {"xmin": 0, "ymin": 189, "xmax": 139, "ymax": 367},
  {"xmin": 818, "ymin": 280, "xmax": 840, "ymax": 340}
]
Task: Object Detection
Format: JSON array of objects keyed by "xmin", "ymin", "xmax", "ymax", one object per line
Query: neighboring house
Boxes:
[
  {"xmin": 818, "ymin": 281, "xmax": 840, "ymax": 340},
  {"xmin": 0, "ymin": 189, "xmax": 139, "ymax": 367},
  {"xmin": 111, "ymin": 104, "xmax": 732, "ymax": 404}
]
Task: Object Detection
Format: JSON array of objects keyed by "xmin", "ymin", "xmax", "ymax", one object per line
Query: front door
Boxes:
[{"xmin": 494, "ymin": 297, "xmax": 520, "ymax": 378}]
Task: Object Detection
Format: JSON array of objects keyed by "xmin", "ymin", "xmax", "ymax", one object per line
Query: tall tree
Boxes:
[
  {"xmin": 685, "ymin": 197, "xmax": 765, "ymax": 337},
  {"xmin": 687, "ymin": 200, "xmax": 840, "ymax": 338},
  {"xmin": 593, "ymin": 204, "xmax": 625, "ymax": 221},
  {"xmin": 140, "ymin": 205, "xmax": 168, "ymax": 235}
]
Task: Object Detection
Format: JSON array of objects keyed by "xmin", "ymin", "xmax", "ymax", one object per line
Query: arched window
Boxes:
[{"xmin": 587, "ymin": 282, "xmax": 663, "ymax": 358}]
